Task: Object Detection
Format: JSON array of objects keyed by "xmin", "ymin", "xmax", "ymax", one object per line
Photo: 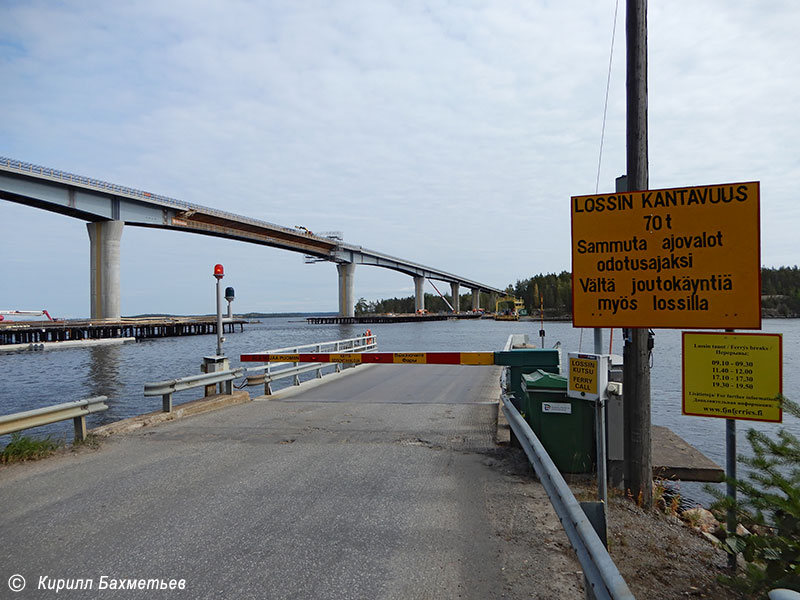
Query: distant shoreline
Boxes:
[{"xmin": 119, "ymin": 311, "xmax": 798, "ymax": 321}]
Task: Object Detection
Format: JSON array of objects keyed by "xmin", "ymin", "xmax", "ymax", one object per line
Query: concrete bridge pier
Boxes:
[
  {"xmin": 472, "ymin": 288, "xmax": 481, "ymax": 311},
  {"xmin": 87, "ymin": 220, "xmax": 123, "ymax": 320},
  {"xmin": 450, "ymin": 282, "xmax": 460, "ymax": 312},
  {"xmin": 414, "ymin": 276, "xmax": 425, "ymax": 312},
  {"xmin": 337, "ymin": 262, "xmax": 356, "ymax": 317}
]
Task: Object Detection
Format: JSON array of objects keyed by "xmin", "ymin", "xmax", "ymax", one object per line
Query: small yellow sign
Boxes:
[
  {"xmin": 682, "ymin": 332, "xmax": 783, "ymax": 422},
  {"xmin": 571, "ymin": 181, "xmax": 761, "ymax": 328},
  {"xmin": 330, "ymin": 353, "xmax": 362, "ymax": 363},
  {"xmin": 569, "ymin": 356, "xmax": 598, "ymax": 398},
  {"xmin": 393, "ymin": 353, "xmax": 426, "ymax": 364}
]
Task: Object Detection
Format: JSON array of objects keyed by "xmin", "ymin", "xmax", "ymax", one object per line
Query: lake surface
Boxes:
[{"xmin": 3, "ymin": 316, "xmax": 798, "ymax": 505}]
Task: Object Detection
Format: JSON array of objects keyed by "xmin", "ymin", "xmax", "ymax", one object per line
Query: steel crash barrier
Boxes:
[
  {"xmin": 500, "ymin": 392, "xmax": 634, "ymax": 600},
  {"xmin": 0, "ymin": 397, "xmax": 109, "ymax": 442},
  {"xmin": 240, "ymin": 338, "xmax": 636, "ymax": 600},
  {"xmin": 144, "ymin": 368, "xmax": 244, "ymax": 413}
]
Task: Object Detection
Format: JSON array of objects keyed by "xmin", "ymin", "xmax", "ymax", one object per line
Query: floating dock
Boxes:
[
  {"xmin": 307, "ymin": 313, "xmax": 483, "ymax": 324},
  {"xmin": 651, "ymin": 425, "xmax": 723, "ymax": 482},
  {"xmin": 0, "ymin": 316, "xmax": 246, "ymax": 346}
]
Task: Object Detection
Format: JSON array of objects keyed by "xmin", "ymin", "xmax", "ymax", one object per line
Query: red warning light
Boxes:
[{"xmin": 213, "ymin": 264, "xmax": 224, "ymax": 279}]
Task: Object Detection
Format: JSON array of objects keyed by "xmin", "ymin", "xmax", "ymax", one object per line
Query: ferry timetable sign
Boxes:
[
  {"xmin": 682, "ymin": 332, "xmax": 782, "ymax": 422},
  {"xmin": 570, "ymin": 181, "xmax": 760, "ymax": 328}
]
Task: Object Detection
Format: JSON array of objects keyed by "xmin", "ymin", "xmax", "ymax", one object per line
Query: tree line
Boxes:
[
  {"xmin": 355, "ymin": 267, "xmax": 800, "ymax": 318},
  {"xmin": 761, "ymin": 265, "xmax": 800, "ymax": 317},
  {"xmin": 355, "ymin": 291, "xmax": 495, "ymax": 315}
]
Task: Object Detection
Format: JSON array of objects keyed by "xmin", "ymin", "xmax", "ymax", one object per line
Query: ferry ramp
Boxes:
[{"xmin": 0, "ymin": 364, "xmax": 584, "ymax": 599}]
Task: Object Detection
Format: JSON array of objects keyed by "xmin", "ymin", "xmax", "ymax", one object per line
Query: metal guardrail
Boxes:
[
  {"xmin": 144, "ymin": 367, "xmax": 244, "ymax": 413},
  {"xmin": 143, "ymin": 335, "xmax": 376, "ymax": 411},
  {"xmin": 0, "ymin": 397, "xmax": 109, "ymax": 442},
  {"xmin": 500, "ymin": 393, "xmax": 634, "ymax": 599},
  {"xmin": 244, "ymin": 335, "xmax": 377, "ymax": 395}
]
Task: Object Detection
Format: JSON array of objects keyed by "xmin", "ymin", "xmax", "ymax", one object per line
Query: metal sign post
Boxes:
[
  {"xmin": 567, "ymin": 352, "xmax": 610, "ymax": 510},
  {"xmin": 213, "ymin": 264, "xmax": 225, "ymax": 357},
  {"xmin": 726, "ymin": 417, "xmax": 737, "ymax": 571},
  {"xmin": 682, "ymin": 330, "xmax": 783, "ymax": 572}
]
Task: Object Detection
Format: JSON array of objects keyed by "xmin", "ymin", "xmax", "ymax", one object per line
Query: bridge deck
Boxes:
[{"xmin": 0, "ymin": 364, "xmax": 585, "ymax": 599}]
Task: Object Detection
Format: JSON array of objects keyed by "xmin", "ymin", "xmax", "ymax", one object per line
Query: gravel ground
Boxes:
[
  {"xmin": 605, "ymin": 493, "xmax": 734, "ymax": 600},
  {"xmin": 487, "ymin": 445, "xmax": 736, "ymax": 600}
]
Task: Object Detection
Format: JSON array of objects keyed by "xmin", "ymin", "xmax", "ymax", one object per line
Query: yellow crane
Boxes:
[{"xmin": 494, "ymin": 296, "xmax": 525, "ymax": 321}]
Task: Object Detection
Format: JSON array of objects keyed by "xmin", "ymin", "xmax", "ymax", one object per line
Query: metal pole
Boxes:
[
  {"xmin": 725, "ymin": 326, "xmax": 737, "ymax": 572},
  {"xmin": 726, "ymin": 418, "xmax": 737, "ymax": 571},
  {"xmin": 216, "ymin": 277, "xmax": 224, "ymax": 356},
  {"xmin": 597, "ymin": 398, "xmax": 608, "ymax": 507},
  {"xmin": 593, "ymin": 330, "xmax": 608, "ymax": 509},
  {"xmin": 623, "ymin": 0, "xmax": 653, "ymax": 509}
]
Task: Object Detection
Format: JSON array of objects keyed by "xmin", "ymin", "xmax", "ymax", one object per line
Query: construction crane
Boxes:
[
  {"xmin": 0, "ymin": 310, "xmax": 59, "ymax": 322},
  {"xmin": 427, "ymin": 279, "xmax": 455, "ymax": 312}
]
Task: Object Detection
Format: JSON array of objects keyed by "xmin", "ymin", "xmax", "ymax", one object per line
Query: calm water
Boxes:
[{"xmin": 3, "ymin": 317, "xmax": 798, "ymax": 504}]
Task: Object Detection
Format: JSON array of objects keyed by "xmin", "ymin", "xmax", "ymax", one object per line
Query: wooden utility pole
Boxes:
[{"xmin": 623, "ymin": 0, "xmax": 653, "ymax": 509}]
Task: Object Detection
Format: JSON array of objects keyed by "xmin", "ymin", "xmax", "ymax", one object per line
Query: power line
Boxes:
[{"xmin": 595, "ymin": 0, "xmax": 621, "ymax": 194}]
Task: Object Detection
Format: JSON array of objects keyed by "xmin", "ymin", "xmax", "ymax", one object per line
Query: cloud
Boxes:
[{"xmin": 1, "ymin": 0, "xmax": 798, "ymax": 315}]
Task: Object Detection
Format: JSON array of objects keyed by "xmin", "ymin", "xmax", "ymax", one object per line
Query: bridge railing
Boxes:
[
  {"xmin": 0, "ymin": 397, "xmax": 109, "ymax": 442},
  {"xmin": 0, "ymin": 156, "xmax": 325, "ymax": 243},
  {"xmin": 244, "ymin": 334, "xmax": 377, "ymax": 395}
]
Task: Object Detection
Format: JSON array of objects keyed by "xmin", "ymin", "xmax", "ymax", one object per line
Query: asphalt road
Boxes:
[{"xmin": 1, "ymin": 364, "xmax": 582, "ymax": 599}]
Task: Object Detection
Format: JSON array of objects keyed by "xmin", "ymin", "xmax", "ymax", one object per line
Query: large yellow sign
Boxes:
[
  {"xmin": 571, "ymin": 182, "xmax": 760, "ymax": 328},
  {"xmin": 682, "ymin": 332, "xmax": 782, "ymax": 422}
]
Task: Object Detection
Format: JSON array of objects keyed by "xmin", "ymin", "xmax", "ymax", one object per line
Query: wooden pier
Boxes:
[
  {"xmin": 307, "ymin": 313, "xmax": 483, "ymax": 324},
  {"xmin": 0, "ymin": 316, "xmax": 246, "ymax": 346}
]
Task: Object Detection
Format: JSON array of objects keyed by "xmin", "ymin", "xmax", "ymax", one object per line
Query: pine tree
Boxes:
[{"xmin": 709, "ymin": 396, "xmax": 800, "ymax": 596}]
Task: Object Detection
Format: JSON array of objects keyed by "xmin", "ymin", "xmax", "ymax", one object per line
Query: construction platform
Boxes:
[{"xmin": 0, "ymin": 316, "xmax": 246, "ymax": 346}]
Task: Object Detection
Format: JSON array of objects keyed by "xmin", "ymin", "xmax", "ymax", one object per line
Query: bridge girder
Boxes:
[{"xmin": 1, "ymin": 158, "xmax": 504, "ymax": 317}]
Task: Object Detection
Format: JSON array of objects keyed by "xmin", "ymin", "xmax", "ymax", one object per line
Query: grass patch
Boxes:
[{"xmin": 0, "ymin": 433, "xmax": 63, "ymax": 464}]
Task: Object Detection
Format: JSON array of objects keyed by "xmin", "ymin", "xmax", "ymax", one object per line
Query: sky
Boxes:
[{"xmin": 1, "ymin": 1, "xmax": 798, "ymax": 317}]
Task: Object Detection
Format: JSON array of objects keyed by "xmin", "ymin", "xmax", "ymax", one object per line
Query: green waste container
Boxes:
[
  {"xmin": 500, "ymin": 348, "xmax": 561, "ymax": 410},
  {"xmin": 522, "ymin": 370, "xmax": 595, "ymax": 473}
]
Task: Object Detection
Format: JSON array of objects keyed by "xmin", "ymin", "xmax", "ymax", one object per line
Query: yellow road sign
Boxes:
[
  {"xmin": 568, "ymin": 355, "xmax": 598, "ymax": 399},
  {"xmin": 571, "ymin": 182, "xmax": 760, "ymax": 328},
  {"xmin": 682, "ymin": 332, "xmax": 782, "ymax": 422},
  {"xmin": 394, "ymin": 352, "xmax": 426, "ymax": 364}
]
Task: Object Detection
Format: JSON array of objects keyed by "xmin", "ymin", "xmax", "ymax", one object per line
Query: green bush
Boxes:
[{"xmin": 709, "ymin": 396, "xmax": 800, "ymax": 597}]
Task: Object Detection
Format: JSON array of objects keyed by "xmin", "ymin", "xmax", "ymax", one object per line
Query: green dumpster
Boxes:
[
  {"xmin": 522, "ymin": 370, "xmax": 595, "ymax": 474},
  {"xmin": 498, "ymin": 348, "xmax": 561, "ymax": 410}
]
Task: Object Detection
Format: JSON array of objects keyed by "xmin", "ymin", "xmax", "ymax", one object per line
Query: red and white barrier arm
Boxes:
[{"xmin": 240, "ymin": 351, "xmax": 496, "ymax": 365}]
